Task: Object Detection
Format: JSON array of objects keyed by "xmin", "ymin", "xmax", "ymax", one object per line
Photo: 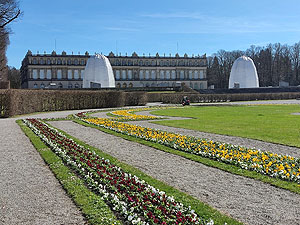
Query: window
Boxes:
[
  {"xmin": 58, "ymin": 83, "xmax": 63, "ymax": 88},
  {"xmin": 194, "ymin": 83, "xmax": 199, "ymax": 90},
  {"xmin": 47, "ymin": 59, "xmax": 51, "ymax": 65},
  {"xmin": 74, "ymin": 70, "xmax": 79, "ymax": 79},
  {"xmin": 121, "ymin": 70, "xmax": 126, "ymax": 80},
  {"xmin": 116, "ymin": 83, "xmax": 121, "ymax": 88},
  {"xmin": 57, "ymin": 59, "xmax": 62, "ymax": 64},
  {"xmin": 74, "ymin": 59, "xmax": 78, "ymax": 65},
  {"xmin": 40, "ymin": 70, "xmax": 45, "ymax": 79},
  {"xmin": 122, "ymin": 60, "xmax": 126, "ymax": 66},
  {"xmin": 33, "ymin": 83, "xmax": 38, "ymax": 88},
  {"xmin": 139, "ymin": 70, "xmax": 144, "ymax": 80},
  {"xmin": 128, "ymin": 60, "xmax": 133, "ymax": 66},
  {"xmin": 145, "ymin": 60, "xmax": 149, "ymax": 66},
  {"xmin": 80, "ymin": 70, "xmax": 84, "ymax": 79},
  {"xmin": 57, "ymin": 70, "xmax": 62, "ymax": 79},
  {"xmin": 32, "ymin": 69, "xmax": 38, "ymax": 79},
  {"xmin": 67, "ymin": 59, "xmax": 71, "ymax": 65},
  {"xmin": 145, "ymin": 70, "xmax": 150, "ymax": 80},
  {"xmin": 122, "ymin": 83, "xmax": 127, "ymax": 88},
  {"xmin": 166, "ymin": 61, "xmax": 169, "ymax": 66},
  {"xmin": 46, "ymin": 70, "xmax": 52, "ymax": 79},
  {"xmin": 171, "ymin": 70, "xmax": 176, "ymax": 79},
  {"xmin": 75, "ymin": 83, "xmax": 79, "ymax": 88},
  {"xmin": 115, "ymin": 70, "xmax": 120, "ymax": 80},
  {"xmin": 160, "ymin": 61, "xmax": 164, "ymax": 66},
  {"xmin": 33, "ymin": 58, "xmax": 37, "ymax": 64},
  {"xmin": 160, "ymin": 70, "xmax": 164, "ymax": 80},
  {"xmin": 40, "ymin": 83, "xmax": 45, "ymax": 89},
  {"xmin": 139, "ymin": 60, "xmax": 143, "ymax": 66},
  {"xmin": 68, "ymin": 83, "xmax": 73, "ymax": 89},
  {"xmin": 129, "ymin": 83, "xmax": 133, "ymax": 88},
  {"xmin": 199, "ymin": 70, "xmax": 204, "ymax": 79},
  {"xmin": 128, "ymin": 70, "xmax": 133, "ymax": 80},
  {"xmin": 68, "ymin": 70, "xmax": 72, "ymax": 79},
  {"xmin": 166, "ymin": 70, "xmax": 170, "ymax": 80},
  {"xmin": 40, "ymin": 59, "xmax": 44, "ymax": 64},
  {"xmin": 194, "ymin": 71, "xmax": 199, "ymax": 79},
  {"xmin": 152, "ymin": 60, "xmax": 155, "ymax": 66},
  {"xmin": 200, "ymin": 83, "xmax": 204, "ymax": 89},
  {"xmin": 151, "ymin": 70, "xmax": 156, "ymax": 80},
  {"xmin": 180, "ymin": 70, "xmax": 184, "ymax": 80},
  {"xmin": 188, "ymin": 71, "xmax": 193, "ymax": 79},
  {"xmin": 81, "ymin": 59, "xmax": 85, "ymax": 65}
]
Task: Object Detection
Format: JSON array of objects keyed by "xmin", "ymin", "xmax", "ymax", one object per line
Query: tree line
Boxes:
[{"xmin": 207, "ymin": 42, "xmax": 300, "ymax": 89}]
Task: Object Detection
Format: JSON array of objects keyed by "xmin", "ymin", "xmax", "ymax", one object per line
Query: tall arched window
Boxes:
[
  {"xmin": 145, "ymin": 70, "xmax": 150, "ymax": 80},
  {"xmin": 166, "ymin": 70, "xmax": 170, "ymax": 80},
  {"xmin": 188, "ymin": 71, "xmax": 193, "ymax": 79},
  {"xmin": 68, "ymin": 70, "xmax": 72, "ymax": 79},
  {"xmin": 115, "ymin": 70, "xmax": 120, "ymax": 80},
  {"xmin": 171, "ymin": 70, "xmax": 176, "ymax": 79},
  {"xmin": 160, "ymin": 70, "xmax": 164, "ymax": 80},
  {"xmin": 46, "ymin": 70, "xmax": 52, "ymax": 79},
  {"xmin": 180, "ymin": 70, "xmax": 184, "ymax": 80},
  {"xmin": 32, "ymin": 69, "xmax": 38, "ymax": 79},
  {"xmin": 128, "ymin": 70, "xmax": 133, "ymax": 80},
  {"xmin": 40, "ymin": 70, "xmax": 45, "ymax": 79},
  {"xmin": 74, "ymin": 70, "xmax": 79, "ymax": 79},
  {"xmin": 151, "ymin": 70, "xmax": 156, "ymax": 80},
  {"xmin": 139, "ymin": 70, "xmax": 144, "ymax": 80},
  {"xmin": 121, "ymin": 70, "xmax": 126, "ymax": 80},
  {"xmin": 199, "ymin": 70, "xmax": 204, "ymax": 79},
  {"xmin": 194, "ymin": 71, "xmax": 199, "ymax": 79},
  {"xmin": 57, "ymin": 70, "xmax": 62, "ymax": 79}
]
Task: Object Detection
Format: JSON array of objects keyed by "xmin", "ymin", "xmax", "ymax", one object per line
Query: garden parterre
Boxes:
[
  {"xmin": 78, "ymin": 112, "xmax": 300, "ymax": 185},
  {"xmin": 23, "ymin": 118, "xmax": 213, "ymax": 225}
]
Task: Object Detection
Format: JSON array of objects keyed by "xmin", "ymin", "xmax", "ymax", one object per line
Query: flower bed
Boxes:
[
  {"xmin": 110, "ymin": 108, "xmax": 161, "ymax": 121},
  {"xmin": 24, "ymin": 118, "xmax": 212, "ymax": 225},
  {"xmin": 81, "ymin": 117, "xmax": 300, "ymax": 184}
]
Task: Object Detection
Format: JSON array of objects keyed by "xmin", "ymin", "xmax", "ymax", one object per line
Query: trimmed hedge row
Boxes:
[
  {"xmin": 151, "ymin": 92, "xmax": 300, "ymax": 104},
  {"xmin": 1, "ymin": 89, "xmax": 300, "ymax": 118},
  {"xmin": 0, "ymin": 90, "xmax": 147, "ymax": 118}
]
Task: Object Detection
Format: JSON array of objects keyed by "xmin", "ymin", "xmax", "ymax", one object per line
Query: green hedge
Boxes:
[{"xmin": 0, "ymin": 90, "xmax": 147, "ymax": 118}]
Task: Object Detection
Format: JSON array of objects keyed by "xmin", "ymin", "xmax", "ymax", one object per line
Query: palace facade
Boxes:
[{"xmin": 21, "ymin": 50, "xmax": 208, "ymax": 90}]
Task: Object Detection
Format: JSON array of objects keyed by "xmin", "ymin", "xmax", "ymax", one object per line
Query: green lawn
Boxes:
[{"xmin": 150, "ymin": 105, "xmax": 300, "ymax": 147}]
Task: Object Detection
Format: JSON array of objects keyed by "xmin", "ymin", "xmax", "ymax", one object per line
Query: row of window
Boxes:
[
  {"xmin": 31, "ymin": 58, "xmax": 86, "ymax": 66},
  {"xmin": 114, "ymin": 69, "xmax": 205, "ymax": 80},
  {"xmin": 115, "ymin": 82, "xmax": 204, "ymax": 89},
  {"xmin": 111, "ymin": 59, "xmax": 204, "ymax": 67},
  {"xmin": 33, "ymin": 82, "xmax": 81, "ymax": 89},
  {"xmin": 31, "ymin": 69, "xmax": 83, "ymax": 80}
]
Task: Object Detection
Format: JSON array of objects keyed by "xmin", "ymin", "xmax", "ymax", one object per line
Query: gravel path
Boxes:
[
  {"xmin": 50, "ymin": 120, "xmax": 300, "ymax": 225},
  {"xmin": 0, "ymin": 109, "xmax": 97, "ymax": 225}
]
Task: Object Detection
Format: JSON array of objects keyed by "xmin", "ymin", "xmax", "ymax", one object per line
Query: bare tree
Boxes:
[
  {"xmin": 0, "ymin": 0, "xmax": 21, "ymax": 87},
  {"xmin": 0, "ymin": 0, "xmax": 21, "ymax": 28}
]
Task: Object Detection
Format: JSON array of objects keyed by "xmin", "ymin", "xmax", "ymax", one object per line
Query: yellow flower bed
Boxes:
[
  {"xmin": 84, "ymin": 117, "xmax": 300, "ymax": 184},
  {"xmin": 110, "ymin": 108, "xmax": 160, "ymax": 121}
]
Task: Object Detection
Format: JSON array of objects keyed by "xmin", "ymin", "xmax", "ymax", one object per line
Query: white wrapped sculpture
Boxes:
[
  {"xmin": 229, "ymin": 56, "xmax": 259, "ymax": 88},
  {"xmin": 83, "ymin": 54, "xmax": 115, "ymax": 88}
]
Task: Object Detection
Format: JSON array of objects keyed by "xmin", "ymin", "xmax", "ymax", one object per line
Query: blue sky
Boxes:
[{"xmin": 6, "ymin": 0, "xmax": 300, "ymax": 68}]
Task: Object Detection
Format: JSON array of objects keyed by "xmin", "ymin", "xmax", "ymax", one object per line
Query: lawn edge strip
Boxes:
[
  {"xmin": 73, "ymin": 119, "xmax": 300, "ymax": 195},
  {"xmin": 16, "ymin": 119, "xmax": 122, "ymax": 225},
  {"xmin": 49, "ymin": 119, "xmax": 242, "ymax": 225}
]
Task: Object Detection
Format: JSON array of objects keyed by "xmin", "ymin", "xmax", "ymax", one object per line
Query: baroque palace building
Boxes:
[{"xmin": 20, "ymin": 50, "xmax": 208, "ymax": 89}]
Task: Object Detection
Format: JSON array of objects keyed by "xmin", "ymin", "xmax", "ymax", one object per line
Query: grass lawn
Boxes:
[{"xmin": 150, "ymin": 104, "xmax": 300, "ymax": 147}]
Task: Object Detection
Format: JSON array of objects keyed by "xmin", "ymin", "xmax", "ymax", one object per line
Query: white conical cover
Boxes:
[
  {"xmin": 229, "ymin": 56, "xmax": 259, "ymax": 88},
  {"xmin": 83, "ymin": 54, "xmax": 115, "ymax": 88}
]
